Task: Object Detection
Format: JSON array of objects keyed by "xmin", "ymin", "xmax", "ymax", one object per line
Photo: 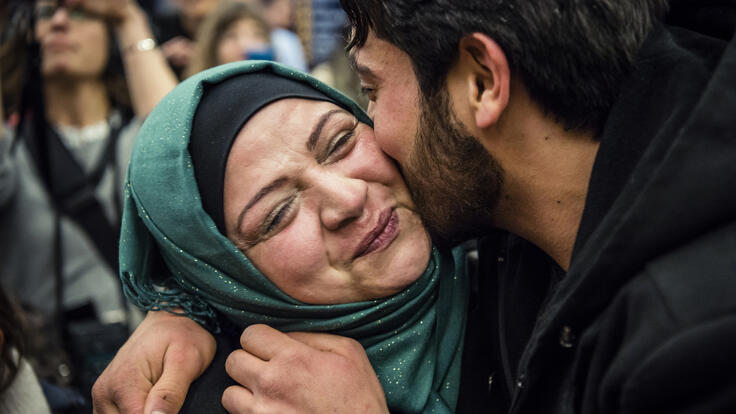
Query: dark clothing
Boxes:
[
  {"xmin": 464, "ymin": 24, "xmax": 736, "ymax": 413},
  {"xmin": 152, "ymin": 12, "xmax": 192, "ymax": 45},
  {"xmin": 151, "ymin": 12, "xmax": 193, "ymax": 79},
  {"xmin": 179, "ymin": 326, "xmax": 239, "ymax": 414}
]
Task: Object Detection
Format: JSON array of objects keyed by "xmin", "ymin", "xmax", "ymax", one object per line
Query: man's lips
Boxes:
[{"xmin": 353, "ymin": 209, "xmax": 400, "ymax": 259}]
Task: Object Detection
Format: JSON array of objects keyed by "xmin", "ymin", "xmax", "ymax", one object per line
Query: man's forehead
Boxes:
[
  {"xmin": 348, "ymin": 34, "xmax": 405, "ymax": 77},
  {"xmin": 348, "ymin": 46, "xmax": 379, "ymax": 81}
]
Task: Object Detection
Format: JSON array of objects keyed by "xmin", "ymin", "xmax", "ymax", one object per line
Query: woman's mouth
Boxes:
[{"xmin": 354, "ymin": 209, "xmax": 400, "ymax": 259}]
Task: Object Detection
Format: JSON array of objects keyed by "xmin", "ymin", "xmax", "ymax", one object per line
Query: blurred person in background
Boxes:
[
  {"xmin": 252, "ymin": 0, "xmax": 308, "ymax": 71},
  {"xmin": 0, "ymin": 286, "xmax": 51, "ymax": 414},
  {"xmin": 186, "ymin": 1, "xmax": 273, "ymax": 77},
  {"xmin": 307, "ymin": 0, "xmax": 348, "ymax": 67},
  {"xmin": 311, "ymin": 27, "xmax": 368, "ymax": 109},
  {"xmin": 153, "ymin": 0, "xmax": 219, "ymax": 78},
  {"xmin": 0, "ymin": 0, "xmax": 177, "ymax": 410}
]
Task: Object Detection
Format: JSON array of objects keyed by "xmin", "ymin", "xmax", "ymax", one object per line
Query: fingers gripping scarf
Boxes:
[{"xmin": 120, "ymin": 61, "xmax": 468, "ymax": 413}]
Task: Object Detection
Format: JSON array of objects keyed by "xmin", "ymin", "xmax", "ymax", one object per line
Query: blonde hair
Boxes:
[{"xmin": 186, "ymin": 1, "xmax": 271, "ymax": 78}]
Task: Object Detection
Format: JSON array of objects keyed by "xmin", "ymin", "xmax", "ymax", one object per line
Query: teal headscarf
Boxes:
[{"xmin": 120, "ymin": 61, "xmax": 468, "ymax": 413}]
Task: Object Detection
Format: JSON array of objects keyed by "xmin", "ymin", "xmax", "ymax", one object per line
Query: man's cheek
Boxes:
[
  {"xmin": 372, "ymin": 127, "xmax": 406, "ymax": 165},
  {"xmin": 367, "ymin": 101, "xmax": 376, "ymax": 119}
]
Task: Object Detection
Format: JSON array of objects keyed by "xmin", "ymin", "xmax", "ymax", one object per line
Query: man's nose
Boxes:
[
  {"xmin": 313, "ymin": 172, "xmax": 368, "ymax": 231},
  {"xmin": 366, "ymin": 101, "xmax": 375, "ymax": 119}
]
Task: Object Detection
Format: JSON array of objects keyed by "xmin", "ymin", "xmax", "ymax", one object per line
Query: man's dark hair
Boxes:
[{"xmin": 341, "ymin": 0, "xmax": 669, "ymax": 132}]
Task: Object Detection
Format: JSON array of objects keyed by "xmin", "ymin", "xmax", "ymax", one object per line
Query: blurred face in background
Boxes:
[
  {"xmin": 34, "ymin": 0, "xmax": 109, "ymax": 80},
  {"xmin": 261, "ymin": 0, "xmax": 293, "ymax": 29},
  {"xmin": 217, "ymin": 18, "xmax": 271, "ymax": 65}
]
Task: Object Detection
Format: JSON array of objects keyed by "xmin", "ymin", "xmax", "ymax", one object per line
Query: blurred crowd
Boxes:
[{"xmin": 0, "ymin": 0, "xmax": 362, "ymax": 412}]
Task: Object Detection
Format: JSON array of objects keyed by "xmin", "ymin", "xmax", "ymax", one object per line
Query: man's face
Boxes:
[
  {"xmin": 352, "ymin": 32, "xmax": 503, "ymax": 245},
  {"xmin": 351, "ymin": 32, "xmax": 420, "ymax": 167}
]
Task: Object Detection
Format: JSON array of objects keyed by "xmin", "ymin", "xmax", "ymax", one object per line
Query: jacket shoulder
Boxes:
[
  {"xmin": 604, "ymin": 220, "xmax": 736, "ymax": 412},
  {"xmin": 640, "ymin": 219, "xmax": 736, "ymax": 326}
]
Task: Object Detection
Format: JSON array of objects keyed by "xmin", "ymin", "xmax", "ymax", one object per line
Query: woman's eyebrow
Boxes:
[
  {"xmin": 237, "ymin": 176, "xmax": 288, "ymax": 231},
  {"xmin": 307, "ymin": 109, "xmax": 346, "ymax": 151}
]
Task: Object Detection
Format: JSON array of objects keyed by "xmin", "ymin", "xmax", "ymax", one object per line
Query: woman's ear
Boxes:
[{"xmin": 456, "ymin": 33, "xmax": 510, "ymax": 129}]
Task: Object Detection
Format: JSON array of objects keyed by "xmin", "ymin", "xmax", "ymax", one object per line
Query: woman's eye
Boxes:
[
  {"xmin": 327, "ymin": 131, "xmax": 355, "ymax": 159},
  {"xmin": 264, "ymin": 198, "xmax": 295, "ymax": 234},
  {"xmin": 35, "ymin": 5, "xmax": 56, "ymax": 19}
]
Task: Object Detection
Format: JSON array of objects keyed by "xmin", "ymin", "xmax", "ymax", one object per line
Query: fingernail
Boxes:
[{"xmin": 152, "ymin": 411, "xmax": 166, "ymax": 414}]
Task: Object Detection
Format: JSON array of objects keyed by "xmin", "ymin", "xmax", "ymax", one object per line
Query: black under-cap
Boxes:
[{"xmin": 190, "ymin": 71, "xmax": 340, "ymax": 235}]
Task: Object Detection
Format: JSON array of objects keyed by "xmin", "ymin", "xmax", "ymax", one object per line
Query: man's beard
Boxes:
[{"xmin": 403, "ymin": 88, "xmax": 504, "ymax": 247}]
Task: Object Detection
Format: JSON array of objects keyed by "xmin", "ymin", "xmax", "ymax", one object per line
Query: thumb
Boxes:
[
  {"xmin": 287, "ymin": 331, "xmax": 366, "ymax": 358},
  {"xmin": 143, "ymin": 345, "xmax": 208, "ymax": 414},
  {"xmin": 143, "ymin": 375, "xmax": 189, "ymax": 414}
]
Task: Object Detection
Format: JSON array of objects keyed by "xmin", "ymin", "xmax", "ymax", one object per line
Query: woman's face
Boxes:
[
  {"xmin": 216, "ymin": 18, "xmax": 270, "ymax": 65},
  {"xmin": 223, "ymin": 99, "xmax": 431, "ymax": 304},
  {"xmin": 34, "ymin": 1, "xmax": 109, "ymax": 80}
]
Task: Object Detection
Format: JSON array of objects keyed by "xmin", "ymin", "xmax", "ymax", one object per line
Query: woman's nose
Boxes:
[
  {"xmin": 49, "ymin": 8, "xmax": 70, "ymax": 26},
  {"xmin": 314, "ymin": 172, "xmax": 368, "ymax": 231}
]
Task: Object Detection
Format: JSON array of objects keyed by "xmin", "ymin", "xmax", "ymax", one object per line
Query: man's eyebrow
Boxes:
[
  {"xmin": 307, "ymin": 109, "xmax": 345, "ymax": 152},
  {"xmin": 348, "ymin": 52, "xmax": 378, "ymax": 80},
  {"xmin": 236, "ymin": 177, "xmax": 288, "ymax": 232}
]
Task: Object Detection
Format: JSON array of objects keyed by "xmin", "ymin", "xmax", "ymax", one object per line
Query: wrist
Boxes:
[
  {"xmin": 124, "ymin": 38, "xmax": 157, "ymax": 54},
  {"xmin": 114, "ymin": 3, "xmax": 152, "ymax": 44}
]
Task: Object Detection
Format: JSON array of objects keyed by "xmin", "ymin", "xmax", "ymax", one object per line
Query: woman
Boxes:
[
  {"xmin": 118, "ymin": 61, "xmax": 468, "ymax": 413},
  {"xmin": 1, "ymin": 0, "xmax": 176, "ymax": 409},
  {"xmin": 1, "ymin": 0, "xmax": 176, "ymax": 325},
  {"xmin": 186, "ymin": 1, "xmax": 276, "ymax": 78}
]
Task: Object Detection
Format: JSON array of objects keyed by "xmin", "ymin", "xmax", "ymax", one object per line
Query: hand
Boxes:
[
  {"xmin": 92, "ymin": 311, "xmax": 216, "ymax": 414},
  {"xmin": 222, "ymin": 324, "xmax": 389, "ymax": 414},
  {"xmin": 62, "ymin": 0, "xmax": 139, "ymax": 25},
  {"xmin": 160, "ymin": 37, "xmax": 194, "ymax": 69}
]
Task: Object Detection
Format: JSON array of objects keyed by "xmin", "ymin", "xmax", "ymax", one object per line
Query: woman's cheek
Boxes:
[
  {"xmin": 253, "ymin": 218, "xmax": 326, "ymax": 282},
  {"xmin": 351, "ymin": 134, "xmax": 399, "ymax": 183}
]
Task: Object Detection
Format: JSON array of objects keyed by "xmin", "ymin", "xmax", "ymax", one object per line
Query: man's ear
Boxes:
[{"xmin": 456, "ymin": 33, "xmax": 510, "ymax": 129}]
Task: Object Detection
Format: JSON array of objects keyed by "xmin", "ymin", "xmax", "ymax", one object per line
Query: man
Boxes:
[{"xmin": 93, "ymin": 0, "xmax": 736, "ymax": 413}]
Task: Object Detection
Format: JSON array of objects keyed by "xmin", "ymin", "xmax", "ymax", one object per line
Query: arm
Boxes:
[
  {"xmin": 222, "ymin": 324, "xmax": 389, "ymax": 414},
  {"xmin": 67, "ymin": 0, "xmax": 178, "ymax": 118},
  {"xmin": 91, "ymin": 310, "xmax": 216, "ymax": 414}
]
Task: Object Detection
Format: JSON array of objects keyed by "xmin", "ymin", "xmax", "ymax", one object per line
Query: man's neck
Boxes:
[
  {"xmin": 43, "ymin": 77, "xmax": 110, "ymax": 127},
  {"xmin": 485, "ymin": 85, "xmax": 599, "ymax": 270}
]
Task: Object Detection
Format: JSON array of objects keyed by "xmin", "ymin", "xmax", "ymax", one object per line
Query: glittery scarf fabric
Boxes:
[{"xmin": 119, "ymin": 61, "xmax": 468, "ymax": 412}]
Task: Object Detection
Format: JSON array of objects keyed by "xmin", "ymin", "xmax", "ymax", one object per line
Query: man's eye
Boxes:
[{"xmin": 360, "ymin": 87, "xmax": 377, "ymax": 101}]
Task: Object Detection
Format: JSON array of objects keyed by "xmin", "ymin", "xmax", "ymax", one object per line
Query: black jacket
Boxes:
[{"xmin": 458, "ymin": 23, "xmax": 736, "ymax": 414}]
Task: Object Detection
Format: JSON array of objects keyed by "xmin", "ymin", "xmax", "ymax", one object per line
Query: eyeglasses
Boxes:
[{"xmin": 35, "ymin": 3, "xmax": 95, "ymax": 21}]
